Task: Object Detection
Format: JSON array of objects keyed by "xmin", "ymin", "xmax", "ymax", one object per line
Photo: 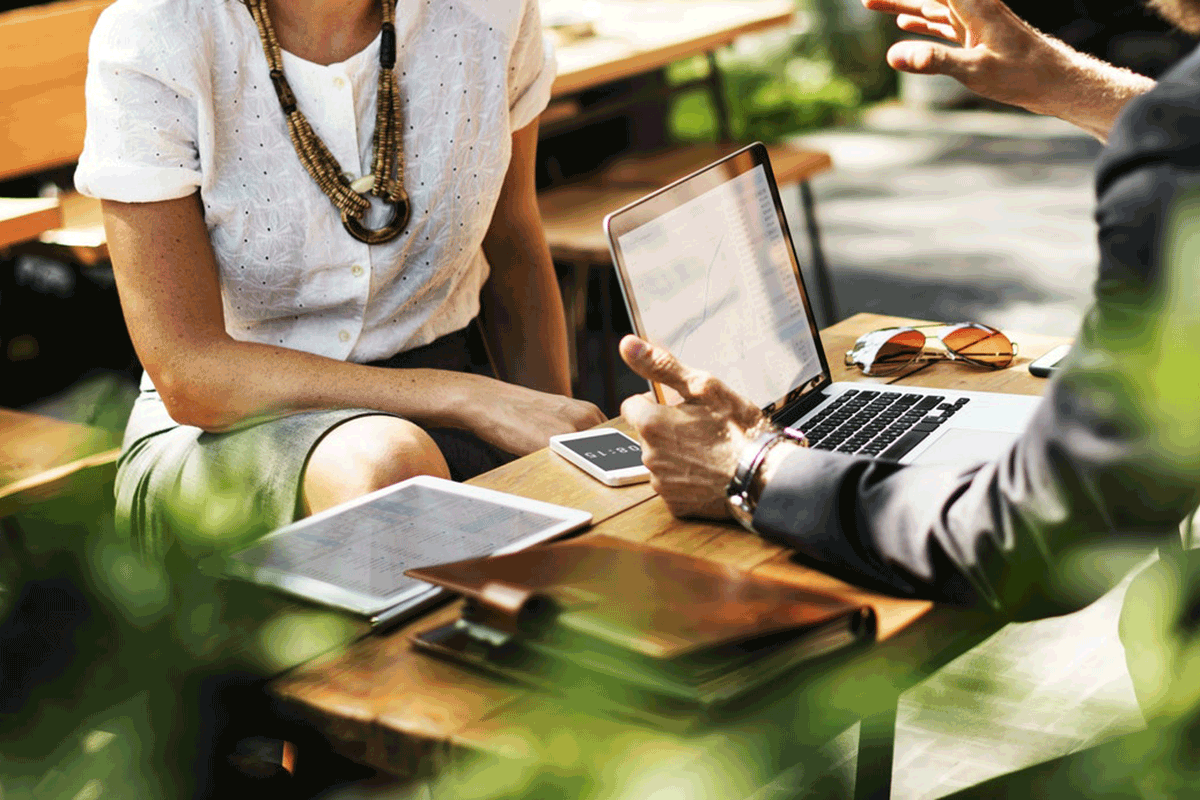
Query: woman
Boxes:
[{"xmin": 76, "ymin": 0, "xmax": 604, "ymax": 557}]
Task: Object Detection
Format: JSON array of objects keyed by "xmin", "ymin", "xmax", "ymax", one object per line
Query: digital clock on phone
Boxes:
[{"xmin": 549, "ymin": 429, "xmax": 652, "ymax": 486}]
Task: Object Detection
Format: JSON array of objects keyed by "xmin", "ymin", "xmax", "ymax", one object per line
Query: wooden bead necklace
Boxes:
[{"xmin": 246, "ymin": 0, "xmax": 410, "ymax": 244}]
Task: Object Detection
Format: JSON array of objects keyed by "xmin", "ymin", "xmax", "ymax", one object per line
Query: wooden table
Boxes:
[
  {"xmin": 0, "ymin": 408, "xmax": 120, "ymax": 520},
  {"xmin": 0, "ymin": 196, "xmax": 61, "ymax": 251},
  {"xmin": 268, "ymin": 313, "xmax": 1069, "ymax": 794},
  {"xmin": 548, "ymin": 0, "xmax": 795, "ymax": 99}
]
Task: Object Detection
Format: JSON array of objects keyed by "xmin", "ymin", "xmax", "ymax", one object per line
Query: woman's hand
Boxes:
[{"xmin": 469, "ymin": 382, "xmax": 606, "ymax": 457}]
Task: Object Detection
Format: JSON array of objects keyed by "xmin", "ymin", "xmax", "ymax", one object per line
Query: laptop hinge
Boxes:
[{"xmin": 770, "ymin": 384, "xmax": 830, "ymax": 429}]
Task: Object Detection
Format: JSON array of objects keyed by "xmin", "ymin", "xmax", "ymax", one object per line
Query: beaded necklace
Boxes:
[{"xmin": 246, "ymin": 0, "xmax": 409, "ymax": 244}]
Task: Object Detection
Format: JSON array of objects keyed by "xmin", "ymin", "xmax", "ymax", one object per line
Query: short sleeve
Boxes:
[
  {"xmin": 74, "ymin": 5, "xmax": 204, "ymax": 202},
  {"xmin": 506, "ymin": 0, "xmax": 556, "ymax": 132}
]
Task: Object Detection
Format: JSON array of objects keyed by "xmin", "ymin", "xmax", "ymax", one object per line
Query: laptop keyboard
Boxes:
[{"xmin": 797, "ymin": 390, "xmax": 971, "ymax": 461}]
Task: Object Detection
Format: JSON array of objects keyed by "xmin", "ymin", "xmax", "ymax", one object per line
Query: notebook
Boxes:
[
  {"xmin": 407, "ymin": 534, "xmax": 874, "ymax": 720},
  {"xmin": 603, "ymin": 142, "xmax": 1039, "ymax": 465}
]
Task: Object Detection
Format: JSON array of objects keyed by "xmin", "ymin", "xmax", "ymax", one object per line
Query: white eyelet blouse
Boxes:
[{"xmin": 76, "ymin": 0, "xmax": 554, "ymax": 363}]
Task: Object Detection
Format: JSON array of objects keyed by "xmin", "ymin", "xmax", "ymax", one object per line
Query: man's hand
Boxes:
[
  {"xmin": 619, "ymin": 335, "xmax": 768, "ymax": 519},
  {"xmin": 865, "ymin": 0, "xmax": 1068, "ymax": 111},
  {"xmin": 863, "ymin": 0, "xmax": 1154, "ymax": 140}
]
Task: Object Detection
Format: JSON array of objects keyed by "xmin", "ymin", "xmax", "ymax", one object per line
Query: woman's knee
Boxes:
[{"xmin": 301, "ymin": 416, "xmax": 449, "ymax": 515}]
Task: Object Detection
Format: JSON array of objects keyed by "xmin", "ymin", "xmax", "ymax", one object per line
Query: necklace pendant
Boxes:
[{"xmin": 341, "ymin": 190, "xmax": 410, "ymax": 245}]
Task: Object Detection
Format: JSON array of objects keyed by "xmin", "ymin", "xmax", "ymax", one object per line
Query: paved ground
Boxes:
[{"xmin": 791, "ymin": 106, "xmax": 1103, "ymax": 335}]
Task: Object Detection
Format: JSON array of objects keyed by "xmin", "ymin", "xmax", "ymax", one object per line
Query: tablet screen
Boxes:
[{"xmin": 226, "ymin": 476, "xmax": 592, "ymax": 620}]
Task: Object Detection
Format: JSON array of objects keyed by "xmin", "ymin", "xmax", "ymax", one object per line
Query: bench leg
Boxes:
[
  {"xmin": 599, "ymin": 265, "xmax": 621, "ymax": 416},
  {"xmin": 799, "ymin": 180, "xmax": 839, "ymax": 325},
  {"xmin": 854, "ymin": 701, "xmax": 897, "ymax": 800}
]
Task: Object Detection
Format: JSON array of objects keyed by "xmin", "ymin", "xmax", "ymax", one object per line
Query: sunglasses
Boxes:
[{"xmin": 844, "ymin": 323, "xmax": 1018, "ymax": 376}]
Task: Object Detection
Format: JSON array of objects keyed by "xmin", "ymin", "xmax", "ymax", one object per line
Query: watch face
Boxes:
[{"xmin": 559, "ymin": 433, "xmax": 644, "ymax": 471}]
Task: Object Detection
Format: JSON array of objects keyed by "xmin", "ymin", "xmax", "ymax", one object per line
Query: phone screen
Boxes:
[{"xmin": 557, "ymin": 433, "xmax": 645, "ymax": 471}]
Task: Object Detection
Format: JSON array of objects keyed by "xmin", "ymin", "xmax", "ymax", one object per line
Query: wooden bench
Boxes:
[
  {"xmin": 0, "ymin": 196, "xmax": 62, "ymax": 251},
  {"xmin": 1, "ymin": 0, "xmax": 121, "ymax": 530},
  {"xmin": 538, "ymin": 141, "xmax": 836, "ymax": 411},
  {"xmin": 0, "ymin": 409, "xmax": 119, "ymax": 521},
  {"xmin": 1, "ymin": 0, "xmax": 113, "ymax": 264}
]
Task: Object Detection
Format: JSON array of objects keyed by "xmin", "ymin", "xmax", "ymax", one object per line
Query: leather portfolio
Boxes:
[{"xmin": 407, "ymin": 535, "xmax": 875, "ymax": 711}]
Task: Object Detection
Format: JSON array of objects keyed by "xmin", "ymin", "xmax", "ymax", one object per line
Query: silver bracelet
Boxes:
[{"xmin": 726, "ymin": 427, "xmax": 806, "ymax": 531}]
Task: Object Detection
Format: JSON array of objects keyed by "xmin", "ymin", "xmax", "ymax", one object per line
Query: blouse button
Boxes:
[
  {"xmin": 333, "ymin": 76, "xmax": 346, "ymax": 89},
  {"xmin": 351, "ymin": 264, "xmax": 365, "ymax": 277},
  {"xmin": 338, "ymin": 330, "xmax": 351, "ymax": 343}
]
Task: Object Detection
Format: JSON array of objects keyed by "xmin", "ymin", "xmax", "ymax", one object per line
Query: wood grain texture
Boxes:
[
  {"xmin": 598, "ymin": 144, "xmax": 833, "ymax": 189},
  {"xmin": 0, "ymin": 0, "xmax": 113, "ymax": 181},
  {"xmin": 0, "ymin": 196, "xmax": 61, "ymax": 249},
  {"xmin": 538, "ymin": 143, "xmax": 834, "ymax": 267},
  {"xmin": 38, "ymin": 191, "xmax": 109, "ymax": 265},
  {"xmin": 550, "ymin": 0, "xmax": 793, "ymax": 98},
  {"xmin": 269, "ymin": 313, "xmax": 1072, "ymax": 779},
  {"xmin": 0, "ymin": 408, "xmax": 120, "ymax": 518},
  {"xmin": 467, "ymin": 420, "xmax": 656, "ymax": 526}
]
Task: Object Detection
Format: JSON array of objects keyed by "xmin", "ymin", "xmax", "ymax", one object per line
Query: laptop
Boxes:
[{"xmin": 603, "ymin": 143, "xmax": 1039, "ymax": 465}]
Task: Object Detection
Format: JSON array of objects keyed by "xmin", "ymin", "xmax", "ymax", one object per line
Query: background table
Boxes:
[
  {"xmin": 267, "ymin": 313, "xmax": 1069, "ymax": 795},
  {"xmin": 548, "ymin": 0, "xmax": 794, "ymax": 101}
]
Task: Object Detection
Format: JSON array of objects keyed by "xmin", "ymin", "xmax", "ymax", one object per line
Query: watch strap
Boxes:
[{"xmin": 726, "ymin": 427, "xmax": 807, "ymax": 531}]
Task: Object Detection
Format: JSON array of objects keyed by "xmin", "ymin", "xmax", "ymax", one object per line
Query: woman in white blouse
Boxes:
[{"xmin": 76, "ymin": 0, "xmax": 605, "ymax": 557}]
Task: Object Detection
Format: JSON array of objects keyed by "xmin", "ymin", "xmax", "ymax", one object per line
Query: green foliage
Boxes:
[
  {"xmin": 797, "ymin": 0, "xmax": 897, "ymax": 102},
  {"xmin": 666, "ymin": 0, "xmax": 896, "ymax": 144},
  {"xmin": 669, "ymin": 58, "xmax": 862, "ymax": 143}
]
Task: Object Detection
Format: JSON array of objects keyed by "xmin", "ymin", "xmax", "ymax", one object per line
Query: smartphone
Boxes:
[
  {"xmin": 549, "ymin": 429, "xmax": 651, "ymax": 486},
  {"xmin": 1028, "ymin": 344, "xmax": 1071, "ymax": 378}
]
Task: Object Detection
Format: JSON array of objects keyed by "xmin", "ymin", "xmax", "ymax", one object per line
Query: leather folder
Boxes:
[{"xmin": 407, "ymin": 535, "xmax": 875, "ymax": 710}]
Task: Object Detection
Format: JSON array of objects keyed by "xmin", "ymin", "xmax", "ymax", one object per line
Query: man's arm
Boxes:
[
  {"xmin": 622, "ymin": 67, "xmax": 1200, "ymax": 615},
  {"xmin": 865, "ymin": 0, "xmax": 1155, "ymax": 141},
  {"xmin": 479, "ymin": 119, "xmax": 575, "ymax": 398}
]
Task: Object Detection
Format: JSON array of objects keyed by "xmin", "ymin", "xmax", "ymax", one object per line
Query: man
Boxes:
[{"xmin": 620, "ymin": 0, "xmax": 1200, "ymax": 618}]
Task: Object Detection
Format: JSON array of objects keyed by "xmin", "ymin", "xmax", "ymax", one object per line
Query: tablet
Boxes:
[{"xmin": 224, "ymin": 475, "xmax": 593, "ymax": 627}]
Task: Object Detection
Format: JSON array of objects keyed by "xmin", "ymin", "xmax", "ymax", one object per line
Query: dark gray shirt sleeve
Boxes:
[{"xmin": 752, "ymin": 48, "xmax": 1200, "ymax": 615}]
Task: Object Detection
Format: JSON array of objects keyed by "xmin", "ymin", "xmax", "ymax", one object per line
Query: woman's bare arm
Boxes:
[
  {"xmin": 479, "ymin": 119, "xmax": 576, "ymax": 398},
  {"xmin": 103, "ymin": 193, "xmax": 600, "ymax": 454}
]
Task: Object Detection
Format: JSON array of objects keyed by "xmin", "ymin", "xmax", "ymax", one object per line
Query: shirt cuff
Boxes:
[{"xmin": 74, "ymin": 163, "xmax": 202, "ymax": 203}]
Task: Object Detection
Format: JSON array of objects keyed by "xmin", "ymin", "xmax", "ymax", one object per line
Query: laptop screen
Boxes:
[{"xmin": 606, "ymin": 145, "xmax": 826, "ymax": 412}]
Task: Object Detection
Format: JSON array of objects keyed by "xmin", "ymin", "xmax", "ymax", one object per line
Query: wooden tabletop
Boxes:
[
  {"xmin": 0, "ymin": 407, "xmax": 120, "ymax": 519},
  {"xmin": 0, "ymin": 196, "xmax": 61, "ymax": 250},
  {"xmin": 549, "ymin": 0, "xmax": 794, "ymax": 98},
  {"xmin": 268, "ymin": 312, "xmax": 1070, "ymax": 781}
]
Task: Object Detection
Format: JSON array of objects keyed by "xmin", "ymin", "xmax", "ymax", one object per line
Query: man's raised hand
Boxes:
[{"xmin": 863, "ymin": 0, "xmax": 1154, "ymax": 139}]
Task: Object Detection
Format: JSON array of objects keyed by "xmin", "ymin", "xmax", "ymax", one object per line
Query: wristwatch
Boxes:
[{"xmin": 726, "ymin": 427, "xmax": 807, "ymax": 531}]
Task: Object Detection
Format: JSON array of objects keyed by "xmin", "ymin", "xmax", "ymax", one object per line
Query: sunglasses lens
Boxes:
[
  {"xmin": 941, "ymin": 325, "xmax": 1014, "ymax": 368},
  {"xmin": 865, "ymin": 329, "xmax": 926, "ymax": 375}
]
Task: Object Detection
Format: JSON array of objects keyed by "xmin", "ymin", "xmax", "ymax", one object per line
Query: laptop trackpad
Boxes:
[{"xmin": 910, "ymin": 428, "xmax": 1016, "ymax": 465}]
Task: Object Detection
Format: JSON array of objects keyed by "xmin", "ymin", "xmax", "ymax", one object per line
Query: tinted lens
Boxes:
[
  {"xmin": 865, "ymin": 329, "xmax": 926, "ymax": 375},
  {"xmin": 941, "ymin": 325, "xmax": 1014, "ymax": 368}
]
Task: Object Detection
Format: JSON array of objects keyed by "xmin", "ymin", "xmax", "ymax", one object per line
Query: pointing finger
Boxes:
[{"xmin": 619, "ymin": 335, "xmax": 703, "ymax": 401}]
